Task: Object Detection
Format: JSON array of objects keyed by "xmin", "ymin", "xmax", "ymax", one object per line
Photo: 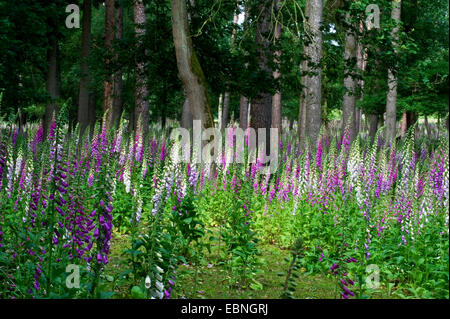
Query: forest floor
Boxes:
[{"xmin": 104, "ymin": 230, "xmax": 394, "ymax": 299}]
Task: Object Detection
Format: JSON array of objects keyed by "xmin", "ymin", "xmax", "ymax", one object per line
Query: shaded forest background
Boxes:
[{"xmin": 0, "ymin": 0, "xmax": 448, "ymax": 145}]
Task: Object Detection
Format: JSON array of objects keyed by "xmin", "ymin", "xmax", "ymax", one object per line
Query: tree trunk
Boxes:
[
  {"xmin": 368, "ymin": 114, "xmax": 378, "ymax": 142},
  {"xmin": 218, "ymin": 93, "xmax": 223, "ymax": 129},
  {"xmin": 401, "ymin": 110, "xmax": 407, "ymax": 137},
  {"xmin": 103, "ymin": 0, "xmax": 115, "ymax": 130},
  {"xmin": 342, "ymin": 12, "xmax": 357, "ymax": 143},
  {"xmin": 424, "ymin": 115, "xmax": 431, "ymax": 136},
  {"xmin": 250, "ymin": 0, "xmax": 273, "ymax": 149},
  {"xmin": 43, "ymin": 38, "xmax": 61, "ymax": 138},
  {"xmin": 298, "ymin": 60, "xmax": 307, "ymax": 147},
  {"xmin": 304, "ymin": 0, "xmax": 323, "ymax": 146},
  {"xmin": 271, "ymin": 0, "xmax": 282, "ymax": 140},
  {"xmin": 239, "ymin": 96, "xmax": 249, "ymax": 130},
  {"xmin": 78, "ymin": 0, "xmax": 92, "ymax": 138},
  {"xmin": 385, "ymin": 0, "xmax": 402, "ymax": 145},
  {"xmin": 170, "ymin": 0, "xmax": 214, "ymax": 129},
  {"xmin": 406, "ymin": 111, "xmax": 418, "ymax": 137},
  {"xmin": 134, "ymin": 0, "xmax": 150, "ymax": 137},
  {"xmin": 161, "ymin": 82, "xmax": 167, "ymax": 130},
  {"xmin": 181, "ymin": 98, "xmax": 193, "ymax": 130},
  {"xmin": 88, "ymin": 92, "xmax": 97, "ymax": 138},
  {"xmin": 222, "ymin": 92, "xmax": 231, "ymax": 129},
  {"xmin": 239, "ymin": 4, "xmax": 250, "ymax": 131},
  {"xmin": 355, "ymin": 20, "xmax": 367, "ymax": 137},
  {"xmin": 112, "ymin": 3, "xmax": 123, "ymax": 129}
]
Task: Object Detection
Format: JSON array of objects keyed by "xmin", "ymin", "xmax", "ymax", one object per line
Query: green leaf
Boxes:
[{"xmin": 131, "ymin": 286, "xmax": 145, "ymax": 299}]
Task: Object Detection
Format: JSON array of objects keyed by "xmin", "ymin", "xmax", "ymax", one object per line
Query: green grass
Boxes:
[
  {"xmin": 103, "ymin": 229, "xmax": 399, "ymax": 299},
  {"xmin": 172, "ymin": 244, "xmax": 337, "ymax": 299}
]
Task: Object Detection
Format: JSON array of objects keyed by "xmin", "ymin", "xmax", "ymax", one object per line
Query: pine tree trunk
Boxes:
[
  {"xmin": 368, "ymin": 114, "xmax": 378, "ymax": 142},
  {"xmin": 43, "ymin": 38, "xmax": 61, "ymax": 138},
  {"xmin": 88, "ymin": 92, "xmax": 97, "ymax": 138},
  {"xmin": 401, "ymin": 110, "xmax": 407, "ymax": 137},
  {"xmin": 342, "ymin": 12, "xmax": 357, "ymax": 143},
  {"xmin": 239, "ymin": 3, "xmax": 250, "ymax": 131},
  {"xmin": 112, "ymin": 3, "xmax": 123, "ymax": 129},
  {"xmin": 304, "ymin": 0, "xmax": 323, "ymax": 146},
  {"xmin": 298, "ymin": 60, "xmax": 307, "ymax": 147},
  {"xmin": 134, "ymin": 0, "xmax": 150, "ymax": 137},
  {"xmin": 239, "ymin": 96, "xmax": 249, "ymax": 130},
  {"xmin": 250, "ymin": 0, "xmax": 273, "ymax": 150},
  {"xmin": 385, "ymin": 0, "xmax": 402, "ymax": 144},
  {"xmin": 78, "ymin": 0, "xmax": 92, "ymax": 137},
  {"xmin": 355, "ymin": 20, "xmax": 367, "ymax": 137},
  {"xmin": 103, "ymin": 0, "xmax": 115, "ymax": 130},
  {"xmin": 222, "ymin": 92, "xmax": 230, "ymax": 129},
  {"xmin": 218, "ymin": 93, "xmax": 223, "ymax": 130},
  {"xmin": 271, "ymin": 0, "xmax": 282, "ymax": 140}
]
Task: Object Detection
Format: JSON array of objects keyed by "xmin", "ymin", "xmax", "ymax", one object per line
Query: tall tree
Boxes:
[
  {"xmin": 240, "ymin": 96, "xmax": 249, "ymax": 129},
  {"xmin": 222, "ymin": 92, "xmax": 230, "ymax": 130},
  {"xmin": 342, "ymin": 11, "xmax": 357, "ymax": 143},
  {"xmin": 43, "ymin": 37, "xmax": 61, "ymax": 137},
  {"xmin": 303, "ymin": 0, "xmax": 323, "ymax": 146},
  {"xmin": 272, "ymin": 0, "xmax": 282, "ymax": 140},
  {"xmin": 171, "ymin": 0, "xmax": 214, "ymax": 129},
  {"xmin": 134, "ymin": 0, "xmax": 150, "ymax": 136},
  {"xmin": 103, "ymin": 0, "xmax": 115, "ymax": 130},
  {"xmin": 385, "ymin": 0, "xmax": 402, "ymax": 144},
  {"xmin": 355, "ymin": 20, "xmax": 367, "ymax": 136},
  {"xmin": 221, "ymin": 7, "xmax": 240, "ymax": 131},
  {"xmin": 239, "ymin": 5, "xmax": 250, "ymax": 130},
  {"xmin": 298, "ymin": 59, "xmax": 308, "ymax": 146},
  {"xmin": 78, "ymin": 0, "xmax": 92, "ymax": 137},
  {"xmin": 250, "ymin": 0, "xmax": 273, "ymax": 148},
  {"xmin": 112, "ymin": 1, "xmax": 123, "ymax": 129}
]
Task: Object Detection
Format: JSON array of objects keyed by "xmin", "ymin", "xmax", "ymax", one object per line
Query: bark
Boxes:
[
  {"xmin": 385, "ymin": 0, "xmax": 402, "ymax": 144},
  {"xmin": 368, "ymin": 113, "xmax": 378, "ymax": 142},
  {"xmin": 239, "ymin": 96, "xmax": 249, "ymax": 129},
  {"xmin": 171, "ymin": 0, "xmax": 214, "ymax": 129},
  {"xmin": 222, "ymin": 92, "xmax": 231, "ymax": 129},
  {"xmin": 239, "ymin": 4, "xmax": 250, "ymax": 131},
  {"xmin": 303, "ymin": 0, "xmax": 323, "ymax": 146},
  {"xmin": 103, "ymin": 0, "xmax": 115, "ymax": 130},
  {"xmin": 406, "ymin": 111, "xmax": 418, "ymax": 137},
  {"xmin": 88, "ymin": 92, "xmax": 97, "ymax": 138},
  {"xmin": 161, "ymin": 82, "xmax": 167, "ymax": 130},
  {"xmin": 401, "ymin": 110, "xmax": 407, "ymax": 137},
  {"xmin": 355, "ymin": 108, "xmax": 361, "ymax": 134},
  {"xmin": 356, "ymin": 21, "xmax": 367, "ymax": 136},
  {"xmin": 250, "ymin": 0, "xmax": 273, "ymax": 148},
  {"xmin": 218, "ymin": 93, "xmax": 223, "ymax": 129},
  {"xmin": 221, "ymin": 5, "xmax": 239, "ymax": 130},
  {"xmin": 43, "ymin": 38, "xmax": 61, "ymax": 138},
  {"xmin": 181, "ymin": 98, "xmax": 193, "ymax": 131},
  {"xmin": 424, "ymin": 115, "xmax": 431, "ymax": 136},
  {"xmin": 134, "ymin": 0, "xmax": 150, "ymax": 137},
  {"xmin": 78, "ymin": 0, "xmax": 92, "ymax": 137},
  {"xmin": 298, "ymin": 60, "xmax": 307, "ymax": 147},
  {"xmin": 342, "ymin": 12, "xmax": 357, "ymax": 143},
  {"xmin": 112, "ymin": 3, "xmax": 123, "ymax": 129},
  {"xmin": 271, "ymin": 0, "xmax": 282, "ymax": 140}
]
